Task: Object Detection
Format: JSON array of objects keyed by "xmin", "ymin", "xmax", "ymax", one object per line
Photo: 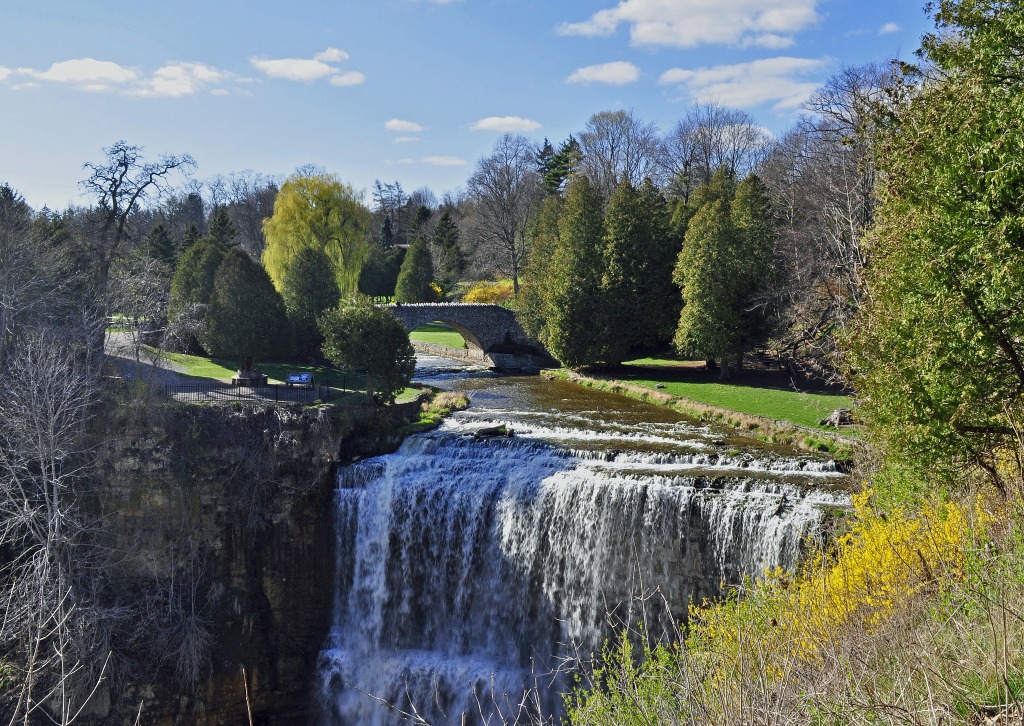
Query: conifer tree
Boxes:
[
  {"xmin": 432, "ymin": 210, "xmax": 465, "ymax": 288},
  {"xmin": 168, "ymin": 237, "xmax": 225, "ymax": 317},
  {"xmin": 281, "ymin": 246, "xmax": 341, "ymax": 357},
  {"xmin": 516, "ymin": 195, "xmax": 562, "ymax": 342},
  {"xmin": 180, "ymin": 222, "xmax": 200, "ymax": 253},
  {"xmin": 145, "ymin": 222, "xmax": 176, "ymax": 268},
  {"xmin": 394, "ymin": 234, "xmax": 436, "ymax": 303},
  {"xmin": 201, "ymin": 248, "xmax": 289, "ymax": 370},
  {"xmin": 207, "ymin": 206, "xmax": 238, "ymax": 248},
  {"xmin": 673, "ymin": 198, "xmax": 744, "ymax": 376},
  {"xmin": 543, "ymin": 177, "xmax": 609, "ymax": 368}
]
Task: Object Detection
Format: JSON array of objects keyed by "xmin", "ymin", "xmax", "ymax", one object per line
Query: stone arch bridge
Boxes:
[{"xmin": 385, "ymin": 303, "xmax": 555, "ymax": 371}]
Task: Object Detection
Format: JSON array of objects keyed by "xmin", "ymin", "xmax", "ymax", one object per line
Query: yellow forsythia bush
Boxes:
[
  {"xmin": 462, "ymin": 280, "xmax": 514, "ymax": 304},
  {"xmin": 688, "ymin": 489, "xmax": 987, "ymax": 672}
]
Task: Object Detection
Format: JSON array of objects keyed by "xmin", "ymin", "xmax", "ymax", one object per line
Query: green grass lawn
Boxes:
[
  {"xmin": 409, "ymin": 322, "xmax": 467, "ymax": 348},
  {"xmin": 616, "ymin": 356, "xmax": 853, "ymax": 430},
  {"xmin": 158, "ymin": 350, "xmax": 368, "ymax": 391}
]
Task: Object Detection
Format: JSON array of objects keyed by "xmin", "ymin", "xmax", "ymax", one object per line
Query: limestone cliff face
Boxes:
[{"xmin": 88, "ymin": 399, "xmax": 416, "ymax": 725}]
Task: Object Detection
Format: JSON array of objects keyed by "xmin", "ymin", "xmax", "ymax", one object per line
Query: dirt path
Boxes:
[{"xmin": 103, "ymin": 332, "xmax": 198, "ymax": 386}]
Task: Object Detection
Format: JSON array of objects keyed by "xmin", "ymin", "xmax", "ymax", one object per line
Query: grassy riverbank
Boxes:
[{"xmin": 549, "ymin": 357, "xmax": 857, "ymax": 456}]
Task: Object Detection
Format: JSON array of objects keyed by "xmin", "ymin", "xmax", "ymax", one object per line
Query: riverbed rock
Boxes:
[{"xmin": 819, "ymin": 408, "xmax": 854, "ymax": 427}]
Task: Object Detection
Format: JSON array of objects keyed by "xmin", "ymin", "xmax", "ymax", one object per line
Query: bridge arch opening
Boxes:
[{"xmin": 407, "ymin": 320, "xmax": 483, "ymax": 352}]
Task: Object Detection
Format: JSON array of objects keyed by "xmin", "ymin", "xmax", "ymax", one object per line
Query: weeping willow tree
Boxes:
[{"xmin": 262, "ymin": 171, "xmax": 372, "ymax": 297}]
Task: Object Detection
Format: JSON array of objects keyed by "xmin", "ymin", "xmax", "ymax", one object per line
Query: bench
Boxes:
[
  {"xmin": 231, "ymin": 373, "xmax": 268, "ymax": 387},
  {"xmin": 285, "ymin": 372, "xmax": 314, "ymax": 388}
]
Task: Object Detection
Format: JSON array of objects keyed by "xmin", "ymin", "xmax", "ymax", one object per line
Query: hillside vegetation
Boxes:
[{"xmin": 567, "ymin": 2, "xmax": 1024, "ymax": 723}]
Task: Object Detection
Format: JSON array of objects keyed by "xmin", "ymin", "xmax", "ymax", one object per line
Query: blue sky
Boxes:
[{"xmin": 0, "ymin": 0, "xmax": 934, "ymax": 211}]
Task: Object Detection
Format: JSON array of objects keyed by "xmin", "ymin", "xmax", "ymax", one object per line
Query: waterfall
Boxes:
[{"xmin": 317, "ymin": 380, "xmax": 849, "ymax": 725}]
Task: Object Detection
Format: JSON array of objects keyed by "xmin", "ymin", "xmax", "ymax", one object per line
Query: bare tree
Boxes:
[
  {"xmin": 578, "ymin": 110, "xmax": 662, "ymax": 198},
  {"xmin": 0, "ymin": 330, "xmax": 108, "ymax": 725},
  {"xmin": 78, "ymin": 141, "xmax": 194, "ymax": 347},
  {"xmin": 466, "ymin": 135, "xmax": 543, "ymax": 294},
  {"xmin": 661, "ymin": 103, "xmax": 771, "ymax": 203},
  {"xmin": 759, "ymin": 63, "xmax": 894, "ymax": 379},
  {"xmin": 206, "ymin": 171, "xmax": 279, "ymax": 258}
]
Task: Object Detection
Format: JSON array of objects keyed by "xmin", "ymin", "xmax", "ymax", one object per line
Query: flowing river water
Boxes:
[{"xmin": 316, "ymin": 356, "xmax": 851, "ymax": 725}]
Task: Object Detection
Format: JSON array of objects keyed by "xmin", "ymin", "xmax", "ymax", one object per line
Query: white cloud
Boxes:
[
  {"xmin": 659, "ymin": 56, "xmax": 827, "ymax": 110},
  {"xmin": 566, "ymin": 61, "xmax": 640, "ymax": 85},
  {"xmin": 879, "ymin": 22, "xmax": 901, "ymax": 35},
  {"xmin": 471, "ymin": 116, "xmax": 542, "ymax": 132},
  {"xmin": 31, "ymin": 58, "xmax": 137, "ymax": 85},
  {"xmin": 8, "ymin": 57, "xmax": 236, "ymax": 97},
  {"xmin": 423, "ymin": 156, "xmax": 466, "ymax": 166},
  {"xmin": 385, "ymin": 118, "xmax": 425, "ymax": 132},
  {"xmin": 557, "ymin": 0, "xmax": 818, "ymax": 49},
  {"xmin": 250, "ymin": 48, "xmax": 363, "ymax": 87},
  {"xmin": 329, "ymin": 71, "xmax": 366, "ymax": 87},
  {"xmin": 394, "ymin": 136, "xmax": 420, "ymax": 143},
  {"xmin": 0, "ymin": 67, "xmax": 10, "ymax": 82},
  {"xmin": 250, "ymin": 57, "xmax": 338, "ymax": 81},
  {"xmin": 133, "ymin": 62, "xmax": 228, "ymax": 97},
  {"xmin": 397, "ymin": 158, "xmax": 416, "ymax": 165},
  {"xmin": 315, "ymin": 47, "xmax": 350, "ymax": 62}
]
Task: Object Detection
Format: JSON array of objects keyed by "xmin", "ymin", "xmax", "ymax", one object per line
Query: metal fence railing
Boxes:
[{"xmin": 162, "ymin": 380, "xmax": 356, "ymax": 404}]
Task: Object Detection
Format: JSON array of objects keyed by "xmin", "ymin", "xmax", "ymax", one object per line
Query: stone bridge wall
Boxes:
[{"xmin": 386, "ymin": 303, "xmax": 555, "ymax": 370}]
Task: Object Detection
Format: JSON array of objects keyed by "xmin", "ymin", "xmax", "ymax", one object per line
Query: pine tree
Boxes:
[
  {"xmin": 673, "ymin": 198, "xmax": 744, "ymax": 376},
  {"xmin": 730, "ymin": 174, "xmax": 776, "ymax": 352},
  {"xmin": 168, "ymin": 237, "xmax": 225, "ymax": 317},
  {"xmin": 432, "ymin": 210, "xmax": 465, "ymax": 288},
  {"xmin": 515, "ymin": 195, "xmax": 562, "ymax": 342},
  {"xmin": 145, "ymin": 222, "xmax": 176, "ymax": 268},
  {"xmin": 394, "ymin": 234, "xmax": 436, "ymax": 303},
  {"xmin": 207, "ymin": 206, "xmax": 238, "ymax": 248},
  {"xmin": 600, "ymin": 179, "xmax": 677, "ymax": 363},
  {"xmin": 379, "ymin": 216, "xmax": 396, "ymax": 250},
  {"xmin": 180, "ymin": 222, "xmax": 200, "ymax": 253},
  {"xmin": 201, "ymin": 248, "xmax": 289, "ymax": 370},
  {"xmin": 543, "ymin": 177, "xmax": 609, "ymax": 368},
  {"xmin": 282, "ymin": 246, "xmax": 341, "ymax": 356}
]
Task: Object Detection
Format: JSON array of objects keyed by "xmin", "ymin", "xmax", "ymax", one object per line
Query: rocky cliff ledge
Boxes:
[{"xmin": 88, "ymin": 397, "xmax": 418, "ymax": 725}]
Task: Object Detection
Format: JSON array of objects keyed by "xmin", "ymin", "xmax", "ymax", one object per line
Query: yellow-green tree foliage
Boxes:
[{"xmin": 262, "ymin": 171, "xmax": 371, "ymax": 297}]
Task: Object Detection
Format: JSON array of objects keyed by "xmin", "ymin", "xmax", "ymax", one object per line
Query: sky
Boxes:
[{"xmin": 0, "ymin": 0, "xmax": 935, "ymax": 211}]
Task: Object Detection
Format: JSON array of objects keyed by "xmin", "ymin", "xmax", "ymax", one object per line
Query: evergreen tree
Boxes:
[
  {"xmin": 180, "ymin": 222, "xmax": 200, "ymax": 252},
  {"xmin": 600, "ymin": 179, "xmax": 677, "ymax": 364},
  {"xmin": 730, "ymin": 174, "xmax": 776, "ymax": 351},
  {"xmin": 207, "ymin": 206, "xmax": 238, "ymax": 248},
  {"xmin": 319, "ymin": 298, "xmax": 416, "ymax": 404},
  {"xmin": 145, "ymin": 222, "xmax": 176, "ymax": 268},
  {"xmin": 201, "ymin": 248, "xmax": 289, "ymax": 371},
  {"xmin": 543, "ymin": 177, "xmax": 609, "ymax": 368},
  {"xmin": 394, "ymin": 234, "xmax": 436, "ymax": 303},
  {"xmin": 281, "ymin": 246, "xmax": 341, "ymax": 357},
  {"xmin": 673, "ymin": 198, "xmax": 744, "ymax": 376},
  {"xmin": 358, "ymin": 246, "xmax": 405, "ymax": 300},
  {"xmin": 515, "ymin": 195, "xmax": 562, "ymax": 342},
  {"xmin": 168, "ymin": 237, "xmax": 225, "ymax": 317},
  {"xmin": 542, "ymin": 137, "xmax": 582, "ymax": 196},
  {"xmin": 432, "ymin": 210, "xmax": 465, "ymax": 288},
  {"xmin": 379, "ymin": 216, "xmax": 396, "ymax": 250}
]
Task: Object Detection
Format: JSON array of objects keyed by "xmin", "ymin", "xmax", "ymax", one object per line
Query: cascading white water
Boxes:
[{"xmin": 317, "ymin": 363, "xmax": 849, "ymax": 725}]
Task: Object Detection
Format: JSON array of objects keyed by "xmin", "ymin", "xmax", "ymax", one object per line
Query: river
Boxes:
[{"xmin": 316, "ymin": 356, "xmax": 850, "ymax": 725}]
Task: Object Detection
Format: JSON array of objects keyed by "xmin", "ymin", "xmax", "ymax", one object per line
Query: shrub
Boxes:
[{"xmin": 463, "ymin": 280, "xmax": 514, "ymax": 304}]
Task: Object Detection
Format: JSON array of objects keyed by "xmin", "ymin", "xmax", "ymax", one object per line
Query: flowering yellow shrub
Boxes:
[
  {"xmin": 463, "ymin": 280, "xmax": 514, "ymax": 304},
  {"xmin": 688, "ymin": 489, "xmax": 988, "ymax": 672}
]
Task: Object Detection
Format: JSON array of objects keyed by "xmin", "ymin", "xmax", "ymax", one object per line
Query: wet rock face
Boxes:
[{"xmin": 88, "ymin": 402, "xmax": 413, "ymax": 726}]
